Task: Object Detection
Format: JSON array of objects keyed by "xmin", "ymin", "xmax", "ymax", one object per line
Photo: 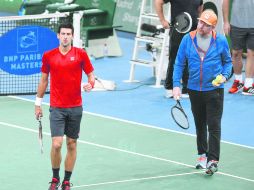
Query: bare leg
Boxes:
[
  {"xmin": 245, "ymin": 49, "xmax": 254, "ymax": 78},
  {"xmin": 65, "ymin": 137, "xmax": 77, "ymax": 172},
  {"xmin": 232, "ymin": 49, "xmax": 243, "ymax": 75},
  {"xmin": 51, "ymin": 136, "xmax": 63, "ymax": 168}
]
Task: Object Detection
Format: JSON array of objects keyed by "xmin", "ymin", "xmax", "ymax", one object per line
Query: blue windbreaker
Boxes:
[{"xmin": 173, "ymin": 30, "xmax": 232, "ymax": 91}]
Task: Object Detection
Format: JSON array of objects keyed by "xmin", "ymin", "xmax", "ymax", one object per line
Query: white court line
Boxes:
[
  {"xmin": 1, "ymin": 121, "xmax": 254, "ymax": 183},
  {"xmin": 72, "ymin": 171, "xmax": 203, "ymax": 189},
  {"xmin": 7, "ymin": 96, "xmax": 254, "ymax": 150}
]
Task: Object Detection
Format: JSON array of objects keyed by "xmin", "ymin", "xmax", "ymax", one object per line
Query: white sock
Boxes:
[
  {"xmin": 244, "ymin": 78, "xmax": 253, "ymax": 88},
  {"xmin": 235, "ymin": 74, "xmax": 243, "ymax": 83}
]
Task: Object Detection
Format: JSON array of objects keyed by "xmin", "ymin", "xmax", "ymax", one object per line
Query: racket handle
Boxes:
[{"xmin": 176, "ymin": 99, "xmax": 181, "ymax": 106}]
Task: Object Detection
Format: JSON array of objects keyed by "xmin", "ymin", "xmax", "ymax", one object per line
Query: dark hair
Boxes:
[
  {"xmin": 203, "ymin": 1, "xmax": 218, "ymax": 16},
  {"xmin": 57, "ymin": 23, "xmax": 74, "ymax": 34}
]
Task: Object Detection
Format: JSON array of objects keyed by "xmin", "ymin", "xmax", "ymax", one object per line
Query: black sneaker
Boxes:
[
  {"xmin": 48, "ymin": 178, "xmax": 60, "ymax": 190},
  {"xmin": 205, "ymin": 160, "xmax": 218, "ymax": 176},
  {"xmin": 61, "ymin": 181, "xmax": 72, "ymax": 190},
  {"xmin": 242, "ymin": 86, "xmax": 254, "ymax": 96}
]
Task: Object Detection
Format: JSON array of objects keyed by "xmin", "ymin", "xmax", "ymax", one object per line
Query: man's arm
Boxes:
[
  {"xmin": 221, "ymin": 36, "xmax": 233, "ymax": 80},
  {"xmin": 82, "ymin": 71, "xmax": 95, "ymax": 92},
  {"xmin": 198, "ymin": 0, "xmax": 204, "ymax": 16},
  {"xmin": 172, "ymin": 35, "xmax": 188, "ymax": 99},
  {"xmin": 87, "ymin": 72, "xmax": 95, "ymax": 87},
  {"xmin": 37, "ymin": 73, "xmax": 49, "ymax": 98},
  {"xmin": 35, "ymin": 73, "xmax": 49, "ymax": 119},
  {"xmin": 222, "ymin": 0, "xmax": 230, "ymax": 35},
  {"xmin": 154, "ymin": 0, "xmax": 170, "ymax": 28}
]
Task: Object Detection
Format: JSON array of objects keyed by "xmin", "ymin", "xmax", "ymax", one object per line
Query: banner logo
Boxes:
[{"xmin": 0, "ymin": 25, "xmax": 58, "ymax": 75}]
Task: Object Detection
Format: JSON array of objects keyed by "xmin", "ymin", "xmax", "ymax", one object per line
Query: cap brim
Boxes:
[{"xmin": 197, "ymin": 18, "xmax": 213, "ymax": 26}]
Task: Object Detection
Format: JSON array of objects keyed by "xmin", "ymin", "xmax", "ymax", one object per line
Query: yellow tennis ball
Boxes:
[
  {"xmin": 212, "ymin": 75, "xmax": 223, "ymax": 86},
  {"xmin": 212, "ymin": 80, "xmax": 217, "ymax": 86},
  {"xmin": 215, "ymin": 75, "xmax": 223, "ymax": 83}
]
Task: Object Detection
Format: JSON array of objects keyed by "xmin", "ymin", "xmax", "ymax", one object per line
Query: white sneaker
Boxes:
[
  {"xmin": 165, "ymin": 89, "xmax": 173, "ymax": 98},
  {"xmin": 195, "ymin": 154, "xmax": 207, "ymax": 169}
]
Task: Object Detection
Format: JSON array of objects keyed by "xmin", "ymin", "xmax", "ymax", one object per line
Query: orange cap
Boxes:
[{"xmin": 198, "ymin": 9, "xmax": 217, "ymax": 26}]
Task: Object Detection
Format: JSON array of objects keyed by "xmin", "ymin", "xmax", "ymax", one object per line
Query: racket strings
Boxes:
[
  {"xmin": 174, "ymin": 12, "xmax": 192, "ymax": 33},
  {"xmin": 175, "ymin": 16, "xmax": 189, "ymax": 30},
  {"xmin": 171, "ymin": 107, "xmax": 189, "ymax": 129}
]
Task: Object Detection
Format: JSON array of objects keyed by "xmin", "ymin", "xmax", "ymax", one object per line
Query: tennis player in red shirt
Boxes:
[{"xmin": 35, "ymin": 23, "xmax": 95, "ymax": 190}]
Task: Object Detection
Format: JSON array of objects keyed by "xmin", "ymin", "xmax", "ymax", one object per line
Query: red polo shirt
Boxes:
[{"xmin": 41, "ymin": 47, "xmax": 94, "ymax": 108}]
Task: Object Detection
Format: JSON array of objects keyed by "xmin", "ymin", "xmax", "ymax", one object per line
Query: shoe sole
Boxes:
[
  {"xmin": 48, "ymin": 186, "xmax": 60, "ymax": 190},
  {"xmin": 228, "ymin": 90, "xmax": 242, "ymax": 94},
  {"xmin": 205, "ymin": 166, "xmax": 218, "ymax": 176},
  {"xmin": 48, "ymin": 183, "xmax": 60, "ymax": 190},
  {"xmin": 205, "ymin": 170, "xmax": 214, "ymax": 176},
  {"xmin": 196, "ymin": 165, "xmax": 206, "ymax": 169},
  {"xmin": 228, "ymin": 87, "xmax": 244, "ymax": 94},
  {"xmin": 165, "ymin": 95, "xmax": 173, "ymax": 98},
  {"xmin": 205, "ymin": 169, "xmax": 218, "ymax": 176},
  {"xmin": 242, "ymin": 92, "xmax": 254, "ymax": 96}
]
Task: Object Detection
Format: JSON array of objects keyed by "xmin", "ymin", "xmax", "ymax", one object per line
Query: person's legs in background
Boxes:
[
  {"xmin": 228, "ymin": 26, "xmax": 245, "ymax": 94},
  {"xmin": 229, "ymin": 49, "xmax": 244, "ymax": 93},
  {"xmin": 242, "ymin": 49, "xmax": 254, "ymax": 95},
  {"xmin": 242, "ymin": 28, "xmax": 254, "ymax": 95}
]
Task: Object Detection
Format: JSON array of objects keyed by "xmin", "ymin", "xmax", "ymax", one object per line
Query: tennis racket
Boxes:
[
  {"xmin": 141, "ymin": 12, "xmax": 192, "ymax": 35},
  {"xmin": 172, "ymin": 12, "xmax": 192, "ymax": 33},
  {"xmin": 38, "ymin": 117, "xmax": 43, "ymax": 154},
  {"xmin": 171, "ymin": 100, "xmax": 189, "ymax": 129}
]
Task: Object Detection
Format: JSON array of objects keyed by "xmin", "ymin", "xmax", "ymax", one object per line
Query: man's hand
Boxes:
[
  {"xmin": 35, "ymin": 106, "xmax": 43, "ymax": 120},
  {"xmin": 173, "ymin": 87, "xmax": 181, "ymax": 100},
  {"xmin": 161, "ymin": 19, "xmax": 170, "ymax": 29},
  {"xmin": 212, "ymin": 74, "xmax": 226, "ymax": 87},
  {"xmin": 223, "ymin": 21, "xmax": 231, "ymax": 35},
  {"xmin": 82, "ymin": 82, "xmax": 93, "ymax": 92}
]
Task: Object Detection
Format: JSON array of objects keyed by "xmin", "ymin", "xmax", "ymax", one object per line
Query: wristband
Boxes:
[{"xmin": 35, "ymin": 96, "xmax": 43, "ymax": 106}]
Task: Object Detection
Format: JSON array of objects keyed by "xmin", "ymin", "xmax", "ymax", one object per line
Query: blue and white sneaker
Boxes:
[{"xmin": 195, "ymin": 154, "xmax": 207, "ymax": 169}]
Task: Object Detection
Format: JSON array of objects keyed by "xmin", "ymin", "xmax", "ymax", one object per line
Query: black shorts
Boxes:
[
  {"xmin": 49, "ymin": 106, "xmax": 83, "ymax": 139},
  {"xmin": 230, "ymin": 25, "xmax": 254, "ymax": 50}
]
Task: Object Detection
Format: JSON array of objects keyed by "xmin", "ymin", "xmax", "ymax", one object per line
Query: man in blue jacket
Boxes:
[{"xmin": 173, "ymin": 10, "xmax": 232, "ymax": 175}]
